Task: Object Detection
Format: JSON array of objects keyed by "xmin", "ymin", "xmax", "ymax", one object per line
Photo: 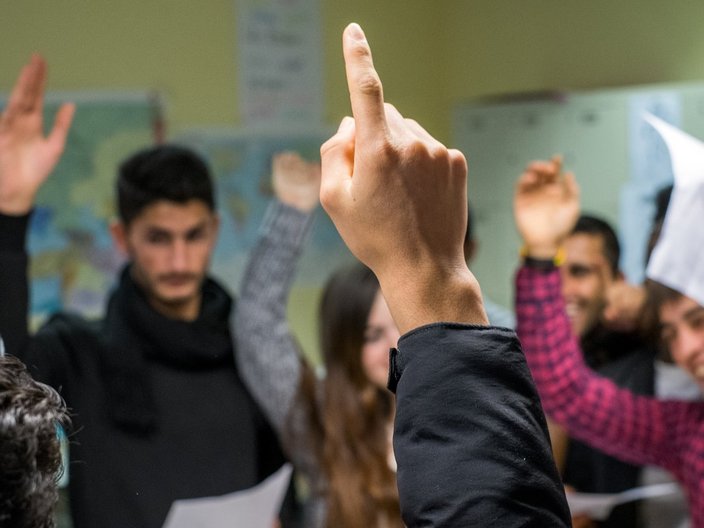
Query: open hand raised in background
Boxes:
[
  {"xmin": 271, "ymin": 151, "xmax": 321, "ymax": 213},
  {"xmin": 0, "ymin": 55, "xmax": 75, "ymax": 215},
  {"xmin": 320, "ymin": 23, "xmax": 486, "ymax": 333},
  {"xmin": 514, "ymin": 156, "xmax": 580, "ymax": 259}
]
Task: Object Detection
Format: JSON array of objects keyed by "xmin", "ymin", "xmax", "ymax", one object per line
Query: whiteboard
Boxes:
[{"xmin": 452, "ymin": 83, "xmax": 704, "ymax": 309}]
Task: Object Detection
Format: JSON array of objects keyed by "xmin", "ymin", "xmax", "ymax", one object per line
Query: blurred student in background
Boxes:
[
  {"xmin": 549, "ymin": 213, "xmax": 656, "ymax": 528},
  {"xmin": 514, "ymin": 156, "xmax": 704, "ymax": 528},
  {"xmin": 0, "ymin": 56, "xmax": 289, "ymax": 528},
  {"xmin": 234, "ymin": 152, "xmax": 403, "ymax": 528}
]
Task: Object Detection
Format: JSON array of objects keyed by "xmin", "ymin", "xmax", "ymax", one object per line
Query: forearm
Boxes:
[
  {"xmin": 378, "ymin": 264, "xmax": 488, "ymax": 335},
  {"xmin": 0, "ymin": 212, "xmax": 31, "ymax": 358},
  {"xmin": 390, "ymin": 324, "xmax": 571, "ymax": 527},
  {"xmin": 233, "ymin": 200, "xmax": 313, "ymax": 433}
]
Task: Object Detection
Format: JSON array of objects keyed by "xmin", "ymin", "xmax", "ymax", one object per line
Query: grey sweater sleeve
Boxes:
[{"xmin": 233, "ymin": 200, "xmax": 313, "ymax": 434}]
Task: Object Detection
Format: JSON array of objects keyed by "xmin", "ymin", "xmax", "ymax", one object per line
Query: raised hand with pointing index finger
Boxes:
[
  {"xmin": 318, "ymin": 23, "xmax": 572, "ymax": 528},
  {"xmin": 320, "ymin": 23, "xmax": 487, "ymax": 334}
]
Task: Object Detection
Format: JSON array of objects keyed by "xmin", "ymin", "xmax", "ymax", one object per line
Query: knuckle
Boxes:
[
  {"xmin": 320, "ymin": 137, "xmax": 336, "ymax": 158},
  {"xmin": 428, "ymin": 143, "xmax": 449, "ymax": 162},
  {"xmin": 349, "ymin": 39, "xmax": 372, "ymax": 61},
  {"xmin": 375, "ymin": 139, "xmax": 400, "ymax": 165},
  {"xmin": 319, "ymin": 182, "xmax": 337, "ymax": 210},
  {"xmin": 403, "ymin": 139, "xmax": 447, "ymax": 163},
  {"xmin": 355, "ymin": 71, "xmax": 383, "ymax": 98},
  {"xmin": 449, "ymin": 149, "xmax": 468, "ymax": 174}
]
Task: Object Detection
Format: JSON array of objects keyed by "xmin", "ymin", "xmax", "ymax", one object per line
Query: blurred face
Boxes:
[
  {"xmin": 112, "ymin": 199, "xmax": 219, "ymax": 320},
  {"xmin": 659, "ymin": 295, "xmax": 704, "ymax": 389},
  {"xmin": 361, "ymin": 290, "xmax": 400, "ymax": 389},
  {"xmin": 561, "ymin": 233, "xmax": 617, "ymax": 337}
]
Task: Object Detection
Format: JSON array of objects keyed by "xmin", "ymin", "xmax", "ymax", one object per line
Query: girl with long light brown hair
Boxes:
[{"xmin": 234, "ymin": 155, "xmax": 402, "ymax": 527}]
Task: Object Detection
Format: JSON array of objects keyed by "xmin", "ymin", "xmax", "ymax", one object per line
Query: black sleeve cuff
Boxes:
[
  {"xmin": 523, "ymin": 256, "xmax": 559, "ymax": 270},
  {"xmin": 0, "ymin": 212, "xmax": 31, "ymax": 251},
  {"xmin": 387, "ymin": 322, "xmax": 517, "ymax": 393}
]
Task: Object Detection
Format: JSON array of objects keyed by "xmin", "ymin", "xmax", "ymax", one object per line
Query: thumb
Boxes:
[{"xmin": 320, "ymin": 116, "xmax": 355, "ymax": 215}]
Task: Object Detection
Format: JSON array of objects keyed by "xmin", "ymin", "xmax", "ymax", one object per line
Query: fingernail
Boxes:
[{"xmin": 347, "ymin": 23, "xmax": 366, "ymax": 41}]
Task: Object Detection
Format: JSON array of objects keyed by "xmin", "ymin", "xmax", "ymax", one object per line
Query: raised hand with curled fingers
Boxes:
[
  {"xmin": 603, "ymin": 281, "xmax": 646, "ymax": 332},
  {"xmin": 271, "ymin": 151, "xmax": 321, "ymax": 213},
  {"xmin": 514, "ymin": 155, "xmax": 581, "ymax": 259},
  {"xmin": 319, "ymin": 23, "xmax": 486, "ymax": 333},
  {"xmin": 0, "ymin": 55, "xmax": 75, "ymax": 215}
]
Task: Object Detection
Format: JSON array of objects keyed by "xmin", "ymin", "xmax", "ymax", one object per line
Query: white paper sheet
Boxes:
[
  {"xmin": 645, "ymin": 114, "xmax": 704, "ymax": 307},
  {"xmin": 162, "ymin": 463, "xmax": 293, "ymax": 528},
  {"xmin": 566, "ymin": 482, "xmax": 680, "ymax": 520}
]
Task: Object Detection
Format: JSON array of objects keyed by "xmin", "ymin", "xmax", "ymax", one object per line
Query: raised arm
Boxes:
[
  {"xmin": 514, "ymin": 158, "xmax": 694, "ymax": 475},
  {"xmin": 320, "ymin": 23, "xmax": 570, "ymax": 527},
  {"xmin": 0, "ymin": 56, "xmax": 74, "ymax": 360},
  {"xmin": 0, "ymin": 55, "xmax": 74, "ymax": 215},
  {"xmin": 233, "ymin": 151, "xmax": 319, "ymax": 434}
]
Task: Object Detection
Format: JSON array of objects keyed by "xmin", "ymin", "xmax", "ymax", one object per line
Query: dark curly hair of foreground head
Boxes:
[{"xmin": 0, "ymin": 355, "xmax": 69, "ymax": 528}]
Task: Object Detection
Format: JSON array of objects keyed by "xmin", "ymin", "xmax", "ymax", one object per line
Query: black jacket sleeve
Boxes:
[
  {"xmin": 0, "ymin": 212, "xmax": 68, "ymax": 389},
  {"xmin": 0, "ymin": 212, "xmax": 32, "ymax": 358},
  {"xmin": 389, "ymin": 323, "xmax": 571, "ymax": 527}
]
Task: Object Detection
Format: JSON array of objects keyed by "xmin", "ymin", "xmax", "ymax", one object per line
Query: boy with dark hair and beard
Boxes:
[{"xmin": 0, "ymin": 56, "xmax": 308, "ymax": 528}]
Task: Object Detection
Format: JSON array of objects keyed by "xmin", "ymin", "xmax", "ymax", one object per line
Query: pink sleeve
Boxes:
[{"xmin": 515, "ymin": 265, "xmax": 699, "ymax": 478}]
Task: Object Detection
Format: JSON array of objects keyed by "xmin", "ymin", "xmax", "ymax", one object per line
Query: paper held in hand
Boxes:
[
  {"xmin": 566, "ymin": 482, "xmax": 680, "ymax": 520},
  {"xmin": 162, "ymin": 463, "xmax": 293, "ymax": 528}
]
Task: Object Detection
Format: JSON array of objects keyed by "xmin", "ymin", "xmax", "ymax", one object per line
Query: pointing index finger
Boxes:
[{"xmin": 343, "ymin": 23, "xmax": 387, "ymax": 144}]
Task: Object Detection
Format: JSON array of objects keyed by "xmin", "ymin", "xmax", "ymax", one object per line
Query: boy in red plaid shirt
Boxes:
[{"xmin": 514, "ymin": 151, "xmax": 704, "ymax": 527}]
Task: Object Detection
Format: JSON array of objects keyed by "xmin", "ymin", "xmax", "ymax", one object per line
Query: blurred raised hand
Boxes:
[
  {"xmin": 0, "ymin": 55, "xmax": 74, "ymax": 215},
  {"xmin": 514, "ymin": 156, "xmax": 580, "ymax": 259},
  {"xmin": 271, "ymin": 151, "xmax": 321, "ymax": 213},
  {"xmin": 603, "ymin": 281, "xmax": 646, "ymax": 332}
]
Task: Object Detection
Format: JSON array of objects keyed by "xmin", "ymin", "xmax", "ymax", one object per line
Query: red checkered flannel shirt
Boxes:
[{"xmin": 516, "ymin": 265, "xmax": 704, "ymax": 527}]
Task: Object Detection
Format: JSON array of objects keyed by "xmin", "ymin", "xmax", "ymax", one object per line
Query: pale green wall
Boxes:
[
  {"xmin": 0, "ymin": 0, "xmax": 447, "ymax": 136},
  {"xmin": 0, "ymin": 1, "xmax": 446, "ymax": 361},
  {"xmin": 444, "ymin": 1, "xmax": 704, "ymax": 105},
  {"xmin": 4, "ymin": 1, "xmax": 704, "ymax": 148},
  {"xmin": 3, "ymin": 1, "xmax": 704, "ymax": 356}
]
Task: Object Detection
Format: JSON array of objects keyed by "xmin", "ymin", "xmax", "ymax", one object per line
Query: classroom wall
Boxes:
[
  {"xmin": 4, "ymin": 2, "xmax": 704, "ymax": 144},
  {"xmin": 3, "ymin": 1, "xmax": 704, "ymax": 354},
  {"xmin": 444, "ymin": 1, "xmax": 704, "ymax": 107},
  {"xmin": 0, "ymin": 1, "xmax": 447, "ymax": 360},
  {"xmin": 0, "ymin": 1, "xmax": 447, "ymax": 137}
]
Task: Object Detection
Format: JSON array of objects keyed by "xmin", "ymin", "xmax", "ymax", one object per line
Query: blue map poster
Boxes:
[
  {"xmin": 27, "ymin": 93, "xmax": 159, "ymax": 324},
  {"xmin": 179, "ymin": 129, "xmax": 353, "ymax": 291}
]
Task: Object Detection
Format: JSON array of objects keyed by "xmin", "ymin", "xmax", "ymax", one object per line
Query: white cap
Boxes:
[{"xmin": 645, "ymin": 114, "xmax": 704, "ymax": 307}]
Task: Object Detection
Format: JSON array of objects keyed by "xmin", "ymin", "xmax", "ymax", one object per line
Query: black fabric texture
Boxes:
[
  {"xmin": 391, "ymin": 323, "xmax": 571, "ymax": 527},
  {"xmin": 99, "ymin": 266, "xmax": 233, "ymax": 433},
  {"xmin": 0, "ymin": 213, "xmax": 288, "ymax": 528}
]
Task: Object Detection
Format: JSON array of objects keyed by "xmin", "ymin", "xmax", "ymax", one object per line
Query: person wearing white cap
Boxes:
[{"xmin": 513, "ymin": 119, "xmax": 704, "ymax": 527}]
